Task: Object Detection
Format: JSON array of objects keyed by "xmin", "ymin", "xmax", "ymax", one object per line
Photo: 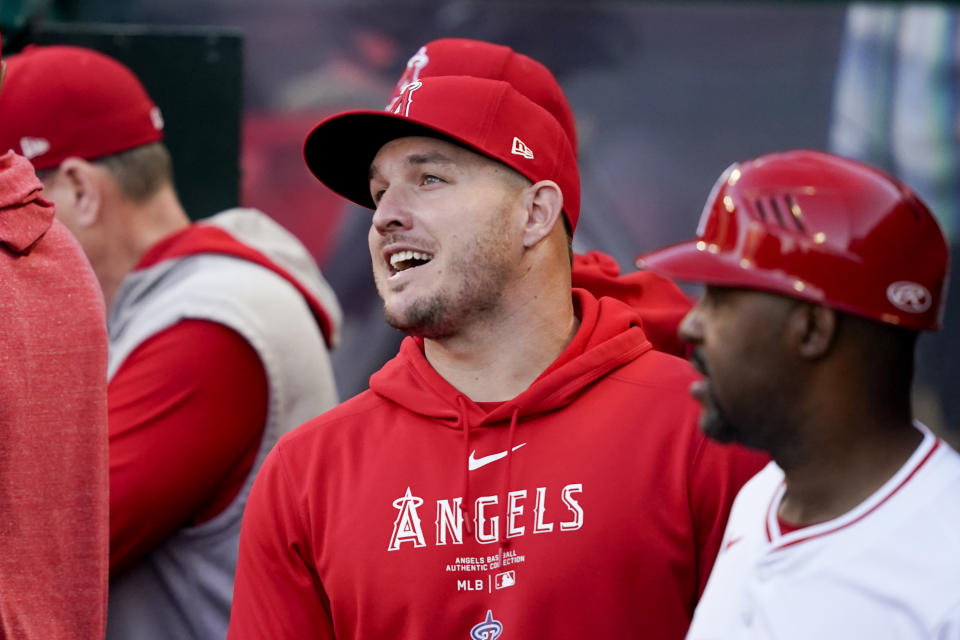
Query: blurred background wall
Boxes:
[{"xmin": 4, "ymin": 1, "xmax": 956, "ymax": 436}]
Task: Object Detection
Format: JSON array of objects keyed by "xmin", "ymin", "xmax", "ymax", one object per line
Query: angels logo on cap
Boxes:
[
  {"xmin": 386, "ymin": 46, "xmax": 429, "ymax": 113},
  {"xmin": 391, "ymin": 81, "xmax": 422, "ymax": 118}
]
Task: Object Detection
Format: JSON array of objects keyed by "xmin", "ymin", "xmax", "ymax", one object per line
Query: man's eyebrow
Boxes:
[
  {"xmin": 406, "ymin": 152, "xmax": 455, "ymax": 166},
  {"xmin": 369, "ymin": 151, "xmax": 456, "ymax": 181}
]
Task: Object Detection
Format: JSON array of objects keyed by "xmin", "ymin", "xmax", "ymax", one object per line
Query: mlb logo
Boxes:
[{"xmin": 494, "ymin": 571, "xmax": 515, "ymax": 590}]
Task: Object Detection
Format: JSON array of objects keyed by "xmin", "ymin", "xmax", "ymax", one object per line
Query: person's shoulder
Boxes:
[
  {"xmin": 276, "ymin": 388, "xmax": 390, "ymax": 449},
  {"xmin": 607, "ymin": 345, "xmax": 697, "ymax": 393}
]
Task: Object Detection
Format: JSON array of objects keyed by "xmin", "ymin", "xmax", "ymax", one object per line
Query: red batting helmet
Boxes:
[{"xmin": 636, "ymin": 150, "xmax": 949, "ymax": 331}]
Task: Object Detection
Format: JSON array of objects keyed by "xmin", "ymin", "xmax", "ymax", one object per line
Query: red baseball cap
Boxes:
[
  {"xmin": 0, "ymin": 45, "xmax": 164, "ymax": 170},
  {"xmin": 304, "ymin": 75, "xmax": 581, "ymax": 230},
  {"xmin": 387, "ymin": 39, "xmax": 578, "ymax": 156}
]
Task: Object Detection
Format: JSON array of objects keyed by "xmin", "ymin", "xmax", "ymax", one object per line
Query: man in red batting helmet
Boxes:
[
  {"xmin": 637, "ymin": 149, "xmax": 959, "ymax": 638},
  {"xmin": 0, "ymin": 32, "xmax": 109, "ymax": 640}
]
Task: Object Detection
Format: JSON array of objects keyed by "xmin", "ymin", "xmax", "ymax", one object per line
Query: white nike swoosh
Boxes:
[{"xmin": 468, "ymin": 443, "xmax": 527, "ymax": 471}]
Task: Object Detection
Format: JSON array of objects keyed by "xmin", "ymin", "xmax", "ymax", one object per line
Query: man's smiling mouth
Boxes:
[{"xmin": 389, "ymin": 250, "xmax": 434, "ymax": 274}]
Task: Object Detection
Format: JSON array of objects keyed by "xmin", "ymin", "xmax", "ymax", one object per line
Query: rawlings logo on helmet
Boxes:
[{"xmin": 886, "ymin": 281, "xmax": 932, "ymax": 314}]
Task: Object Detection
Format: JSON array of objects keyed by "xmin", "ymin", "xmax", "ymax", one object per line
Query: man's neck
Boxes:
[
  {"xmin": 423, "ymin": 284, "xmax": 578, "ymax": 402},
  {"xmin": 777, "ymin": 411, "xmax": 921, "ymax": 525},
  {"xmin": 98, "ymin": 185, "xmax": 190, "ymax": 310}
]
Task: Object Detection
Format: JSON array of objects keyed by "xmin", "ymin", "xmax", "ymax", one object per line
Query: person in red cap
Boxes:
[
  {"xmin": 637, "ymin": 150, "xmax": 960, "ymax": 638},
  {"xmin": 0, "ymin": 45, "xmax": 344, "ymax": 640},
  {"xmin": 384, "ymin": 38, "xmax": 693, "ymax": 357},
  {"xmin": 0, "ymin": 33, "xmax": 109, "ymax": 640},
  {"xmin": 227, "ymin": 68, "xmax": 767, "ymax": 637}
]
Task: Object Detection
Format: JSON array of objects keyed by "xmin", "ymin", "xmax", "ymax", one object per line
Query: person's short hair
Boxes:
[{"xmin": 96, "ymin": 142, "xmax": 173, "ymax": 204}]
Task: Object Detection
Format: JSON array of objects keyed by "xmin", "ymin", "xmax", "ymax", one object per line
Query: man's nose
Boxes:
[{"xmin": 371, "ymin": 186, "xmax": 414, "ymax": 234}]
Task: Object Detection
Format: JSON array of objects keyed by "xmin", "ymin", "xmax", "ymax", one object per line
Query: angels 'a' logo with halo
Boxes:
[
  {"xmin": 386, "ymin": 46, "xmax": 430, "ymax": 112},
  {"xmin": 392, "ymin": 80, "xmax": 423, "ymax": 118},
  {"xmin": 470, "ymin": 610, "xmax": 503, "ymax": 640}
]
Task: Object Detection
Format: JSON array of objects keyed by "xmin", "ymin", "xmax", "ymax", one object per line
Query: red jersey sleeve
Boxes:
[
  {"xmin": 228, "ymin": 444, "xmax": 336, "ymax": 639},
  {"xmin": 687, "ymin": 437, "xmax": 769, "ymax": 597},
  {"xmin": 108, "ymin": 319, "xmax": 268, "ymax": 575}
]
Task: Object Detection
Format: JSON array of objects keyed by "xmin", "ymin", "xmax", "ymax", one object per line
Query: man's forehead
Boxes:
[{"xmin": 369, "ymin": 135, "xmax": 486, "ymax": 177}]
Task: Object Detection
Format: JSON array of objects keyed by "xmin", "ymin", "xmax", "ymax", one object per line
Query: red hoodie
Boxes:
[
  {"xmin": 572, "ymin": 250, "xmax": 692, "ymax": 358},
  {"xmin": 228, "ymin": 289, "xmax": 767, "ymax": 640},
  {"xmin": 0, "ymin": 151, "xmax": 109, "ymax": 638}
]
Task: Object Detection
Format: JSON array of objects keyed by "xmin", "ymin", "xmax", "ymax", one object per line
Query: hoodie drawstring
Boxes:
[
  {"xmin": 497, "ymin": 407, "xmax": 520, "ymax": 565},
  {"xmin": 457, "ymin": 395, "xmax": 474, "ymax": 537}
]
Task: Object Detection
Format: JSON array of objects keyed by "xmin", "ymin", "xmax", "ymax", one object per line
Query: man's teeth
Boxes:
[{"xmin": 390, "ymin": 250, "xmax": 433, "ymax": 271}]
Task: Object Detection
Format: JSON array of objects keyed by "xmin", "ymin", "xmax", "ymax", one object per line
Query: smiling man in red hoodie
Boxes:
[
  {"xmin": 389, "ymin": 38, "xmax": 695, "ymax": 358},
  {"xmin": 229, "ymin": 54, "xmax": 768, "ymax": 638}
]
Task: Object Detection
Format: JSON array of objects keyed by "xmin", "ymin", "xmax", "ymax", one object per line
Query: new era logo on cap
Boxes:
[
  {"xmin": 19, "ymin": 136, "xmax": 51, "ymax": 160},
  {"xmin": 511, "ymin": 137, "xmax": 534, "ymax": 159}
]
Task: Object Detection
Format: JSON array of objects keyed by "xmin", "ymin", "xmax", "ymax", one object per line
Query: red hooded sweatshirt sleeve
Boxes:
[
  {"xmin": 228, "ymin": 289, "xmax": 766, "ymax": 640},
  {"xmin": 0, "ymin": 151, "xmax": 109, "ymax": 639}
]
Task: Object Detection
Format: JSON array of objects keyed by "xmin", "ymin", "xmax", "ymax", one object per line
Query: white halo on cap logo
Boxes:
[
  {"xmin": 19, "ymin": 136, "xmax": 50, "ymax": 160},
  {"xmin": 386, "ymin": 46, "xmax": 430, "ymax": 113},
  {"xmin": 886, "ymin": 281, "xmax": 932, "ymax": 313}
]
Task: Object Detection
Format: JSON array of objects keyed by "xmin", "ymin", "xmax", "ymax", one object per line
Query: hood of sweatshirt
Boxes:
[
  {"xmin": 0, "ymin": 151, "xmax": 54, "ymax": 256},
  {"xmin": 370, "ymin": 287, "xmax": 652, "ymax": 426},
  {"xmin": 133, "ymin": 207, "xmax": 342, "ymax": 348},
  {"xmin": 571, "ymin": 250, "xmax": 692, "ymax": 358},
  {"xmin": 369, "ymin": 287, "xmax": 654, "ymax": 545}
]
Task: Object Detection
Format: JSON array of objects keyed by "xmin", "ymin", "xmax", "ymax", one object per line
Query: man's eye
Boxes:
[
  {"xmin": 372, "ymin": 189, "xmax": 386, "ymax": 204},
  {"xmin": 422, "ymin": 175, "xmax": 442, "ymax": 186}
]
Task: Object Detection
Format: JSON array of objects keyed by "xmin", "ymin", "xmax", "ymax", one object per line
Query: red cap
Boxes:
[
  {"xmin": 304, "ymin": 75, "xmax": 581, "ymax": 230},
  {"xmin": 0, "ymin": 45, "xmax": 164, "ymax": 170},
  {"xmin": 387, "ymin": 39, "xmax": 577, "ymax": 155},
  {"xmin": 636, "ymin": 150, "xmax": 949, "ymax": 331}
]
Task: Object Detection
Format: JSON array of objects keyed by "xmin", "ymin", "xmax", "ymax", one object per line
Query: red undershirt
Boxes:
[
  {"xmin": 108, "ymin": 318, "xmax": 268, "ymax": 576},
  {"xmin": 777, "ymin": 516, "xmax": 806, "ymax": 535}
]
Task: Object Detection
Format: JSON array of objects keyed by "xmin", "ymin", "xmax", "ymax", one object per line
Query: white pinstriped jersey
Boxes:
[{"xmin": 687, "ymin": 424, "xmax": 960, "ymax": 640}]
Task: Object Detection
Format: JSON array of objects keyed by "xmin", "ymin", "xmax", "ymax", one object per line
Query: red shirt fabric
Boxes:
[
  {"xmin": 0, "ymin": 151, "xmax": 109, "ymax": 638},
  {"xmin": 108, "ymin": 241, "xmax": 269, "ymax": 576},
  {"xmin": 228, "ymin": 289, "xmax": 767, "ymax": 640}
]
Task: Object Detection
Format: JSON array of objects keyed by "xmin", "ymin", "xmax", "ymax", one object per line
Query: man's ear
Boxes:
[
  {"xmin": 521, "ymin": 179, "xmax": 564, "ymax": 248},
  {"xmin": 787, "ymin": 303, "xmax": 837, "ymax": 360},
  {"xmin": 59, "ymin": 157, "xmax": 103, "ymax": 228}
]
